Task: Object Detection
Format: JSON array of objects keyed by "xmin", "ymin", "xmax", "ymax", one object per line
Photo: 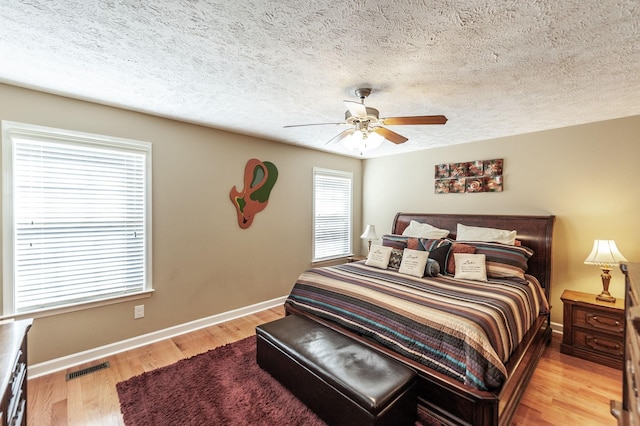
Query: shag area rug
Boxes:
[{"xmin": 117, "ymin": 336, "xmax": 436, "ymax": 425}]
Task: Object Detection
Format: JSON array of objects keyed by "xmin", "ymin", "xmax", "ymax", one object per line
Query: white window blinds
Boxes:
[
  {"xmin": 2, "ymin": 122, "xmax": 152, "ymax": 315},
  {"xmin": 313, "ymin": 168, "xmax": 352, "ymax": 261}
]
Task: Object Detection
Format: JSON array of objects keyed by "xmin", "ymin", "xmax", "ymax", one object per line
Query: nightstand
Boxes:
[{"xmin": 561, "ymin": 289, "xmax": 624, "ymax": 369}]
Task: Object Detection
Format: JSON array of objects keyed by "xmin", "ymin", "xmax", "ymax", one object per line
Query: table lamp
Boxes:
[
  {"xmin": 584, "ymin": 239, "xmax": 628, "ymax": 303},
  {"xmin": 360, "ymin": 225, "xmax": 378, "ymax": 253}
]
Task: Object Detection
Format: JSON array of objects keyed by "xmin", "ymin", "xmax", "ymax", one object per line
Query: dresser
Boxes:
[
  {"xmin": 561, "ymin": 289, "xmax": 625, "ymax": 369},
  {"xmin": 612, "ymin": 263, "xmax": 640, "ymax": 425},
  {"xmin": 0, "ymin": 319, "xmax": 32, "ymax": 426}
]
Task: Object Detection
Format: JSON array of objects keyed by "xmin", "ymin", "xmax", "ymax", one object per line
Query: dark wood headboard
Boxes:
[{"xmin": 392, "ymin": 213, "xmax": 555, "ymax": 299}]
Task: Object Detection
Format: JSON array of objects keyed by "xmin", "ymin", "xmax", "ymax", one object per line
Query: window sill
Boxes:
[{"xmin": 1, "ymin": 290, "xmax": 154, "ymax": 321}]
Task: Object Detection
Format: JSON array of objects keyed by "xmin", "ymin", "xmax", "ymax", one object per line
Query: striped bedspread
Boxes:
[{"xmin": 285, "ymin": 262, "xmax": 549, "ymax": 391}]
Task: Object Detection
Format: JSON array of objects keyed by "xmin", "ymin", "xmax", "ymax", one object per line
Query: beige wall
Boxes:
[
  {"xmin": 3, "ymin": 82, "xmax": 638, "ymax": 363},
  {"xmin": 361, "ymin": 115, "xmax": 640, "ymax": 325},
  {"xmin": 0, "ymin": 84, "xmax": 362, "ymax": 364}
]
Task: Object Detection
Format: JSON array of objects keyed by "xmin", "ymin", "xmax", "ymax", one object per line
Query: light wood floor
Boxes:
[{"xmin": 27, "ymin": 306, "xmax": 622, "ymax": 425}]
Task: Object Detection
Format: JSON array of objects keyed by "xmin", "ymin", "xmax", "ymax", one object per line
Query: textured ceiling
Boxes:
[{"xmin": 0, "ymin": 1, "xmax": 638, "ymax": 158}]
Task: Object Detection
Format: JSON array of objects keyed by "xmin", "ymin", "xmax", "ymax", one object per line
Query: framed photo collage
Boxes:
[{"xmin": 435, "ymin": 158, "xmax": 503, "ymax": 194}]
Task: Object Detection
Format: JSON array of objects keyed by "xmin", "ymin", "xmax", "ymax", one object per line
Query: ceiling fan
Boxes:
[{"xmin": 284, "ymin": 88, "xmax": 447, "ymax": 151}]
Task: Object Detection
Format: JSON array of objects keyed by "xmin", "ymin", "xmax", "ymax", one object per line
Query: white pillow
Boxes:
[
  {"xmin": 456, "ymin": 223, "xmax": 517, "ymax": 245},
  {"xmin": 402, "ymin": 220, "xmax": 450, "ymax": 239},
  {"xmin": 398, "ymin": 249, "xmax": 430, "ymax": 277},
  {"xmin": 453, "ymin": 253, "xmax": 488, "ymax": 281},
  {"xmin": 365, "ymin": 245, "xmax": 393, "ymax": 269}
]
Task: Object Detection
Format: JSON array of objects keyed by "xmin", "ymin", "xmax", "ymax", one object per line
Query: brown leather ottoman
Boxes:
[{"xmin": 256, "ymin": 314, "xmax": 417, "ymax": 426}]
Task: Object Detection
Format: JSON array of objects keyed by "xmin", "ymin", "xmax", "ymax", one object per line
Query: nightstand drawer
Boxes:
[
  {"xmin": 561, "ymin": 289, "xmax": 625, "ymax": 369},
  {"xmin": 573, "ymin": 329, "xmax": 624, "ymax": 358},
  {"xmin": 573, "ymin": 306, "xmax": 624, "ymax": 335}
]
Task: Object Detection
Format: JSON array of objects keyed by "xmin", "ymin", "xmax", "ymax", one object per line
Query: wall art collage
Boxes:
[{"xmin": 434, "ymin": 158, "xmax": 503, "ymax": 194}]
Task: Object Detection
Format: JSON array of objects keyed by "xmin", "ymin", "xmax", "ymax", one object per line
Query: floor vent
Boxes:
[{"xmin": 66, "ymin": 361, "xmax": 110, "ymax": 381}]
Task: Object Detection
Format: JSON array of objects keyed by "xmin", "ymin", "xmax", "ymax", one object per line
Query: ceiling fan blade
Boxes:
[
  {"xmin": 373, "ymin": 127, "xmax": 408, "ymax": 144},
  {"xmin": 343, "ymin": 100, "xmax": 368, "ymax": 119},
  {"xmin": 283, "ymin": 122, "xmax": 344, "ymax": 128},
  {"xmin": 325, "ymin": 129, "xmax": 354, "ymax": 145},
  {"xmin": 381, "ymin": 115, "xmax": 448, "ymax": 125}
]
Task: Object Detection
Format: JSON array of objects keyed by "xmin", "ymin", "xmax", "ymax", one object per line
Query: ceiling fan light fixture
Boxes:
[
  {"xmin": 341, "ymin": 130, "xmax": 384, "ymax": 152},
  {"xmin": 285, "ymin": 87, "xmax": 446, "ymax": 153}
]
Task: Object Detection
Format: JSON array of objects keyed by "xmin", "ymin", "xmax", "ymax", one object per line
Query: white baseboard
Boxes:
[
  {"xmin": 28, "ymin": 295, "xmax": 288, "ymax": 379},
  {"xmin": 551, "ymin": 321, "xmax": 563, "ymax": 335},
  {"xmin": 29, "ymin": 302, "xmax": 565, "ymax": 379}
]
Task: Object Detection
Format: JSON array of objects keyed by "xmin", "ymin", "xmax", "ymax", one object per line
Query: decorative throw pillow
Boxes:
[
  {"xmin": 456, "ymin": 223, "xmax": 517, "ymax": 245},
  {"xmin": 398, "ymin": 249, "xmax": 430, "ymax": 278},
  {"xmin": 427, "ymin": 243, "xmax": 452, "ymax": 273},
  {"xmin": 453, "ymin": 253, "xmax": 488, "ymax": 281},
  {"xmin": 383, "ymin": 235, "xmax": 448, "ymax": 252},
  {"xmin": 406, "ymin": 237, "xmax": 421, "ymax": 250},
  {"xmin": 388, "ymin": 248, "xmax": 404, "ymax": 270},
  {"xmin": 382, "ymin": 234, "xmax": 409, "ymax": 250},
  {"xmin": 416, "ymin": 238, "xmax": 448, "ymax": 251},
  {"xmin": 365, "ymin": 245, "xmax": 393, "ymax": 269},
  {"xmin": 424, "ymin": 258, "xmax": 441, "ymax": 277},
  {"xmin": 402, "ymin": 220, "xmax": 450, "ymax": 239},
  {"xmin": 446, "ymin": 243, "xmax": 476, "ymax": 274},
  {"xmin": 464, "ymin": 241, "xmax": 534, "ymax": 279}
]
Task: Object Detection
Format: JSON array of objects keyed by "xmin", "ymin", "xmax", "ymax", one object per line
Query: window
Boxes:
[
  {"xmin": 313, "ymin": 168, "xmax": 352, "ymax": 261},
  {"xmin": 2, "ymin": 121, "xmax": 152, "ymax": 316}
]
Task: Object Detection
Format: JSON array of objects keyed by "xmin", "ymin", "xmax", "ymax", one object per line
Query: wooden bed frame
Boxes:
[{"xmin": 286, "ymin": 212, "xmax": 555, "ymax": 426}]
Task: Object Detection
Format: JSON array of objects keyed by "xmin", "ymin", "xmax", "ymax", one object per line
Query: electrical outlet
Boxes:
[{"xmin": 134, "ymin": 305, "xmax": 144, "ymax": 319}]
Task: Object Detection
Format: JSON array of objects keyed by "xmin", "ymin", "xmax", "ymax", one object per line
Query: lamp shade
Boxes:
[
  {"xmin": 584, "ymin": 240, "xmax": 628, "ymax": 266},
  {"xmin": 360, "ymin": 224, "xmax": 378, "ymax": 240},
  {"xmin": 342, "ymin": 131, "xmax": 385, "ymax": 152}
]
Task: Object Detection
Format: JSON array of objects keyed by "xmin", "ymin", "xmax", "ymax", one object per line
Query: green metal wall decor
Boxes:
[{"xmin": 229, "ymin": 158, "xmax": 278, "ymax": 228}]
